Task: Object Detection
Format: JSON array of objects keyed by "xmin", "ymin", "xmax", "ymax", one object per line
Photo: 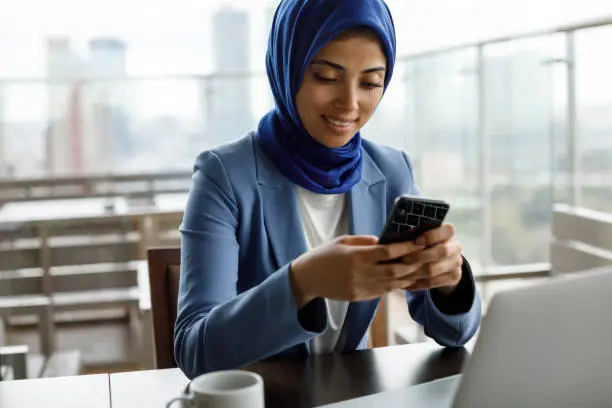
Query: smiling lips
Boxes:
[{"xmin": 322, "ymin": 115, "xmax": 357, "ymax": 134}]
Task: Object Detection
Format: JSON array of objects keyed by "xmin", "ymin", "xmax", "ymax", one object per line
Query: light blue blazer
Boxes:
[{"xmin": 175, "ymin": 133, "xmax": 482, "ymax": 379}]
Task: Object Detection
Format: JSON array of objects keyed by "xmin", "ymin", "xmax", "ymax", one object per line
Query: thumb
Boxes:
[{"xmin": 338, "ymin": 235, "xmax": 380, "ymax": 247}]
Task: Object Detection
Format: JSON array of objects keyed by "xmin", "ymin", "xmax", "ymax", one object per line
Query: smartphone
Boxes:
[{"xmin": 379, "ymin": 195, "xmax": 450, "ymax": 245}]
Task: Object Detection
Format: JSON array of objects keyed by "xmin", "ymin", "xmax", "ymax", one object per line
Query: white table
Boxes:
[
  {"xmin": 110, "ymin": 368, "xmax": 189, "ymax": 408},
  {"xmin": 0, "ymin": 374, "xmax": 110, "ymax": 408}
]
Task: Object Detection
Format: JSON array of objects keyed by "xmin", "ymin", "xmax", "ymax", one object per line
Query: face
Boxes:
[{"xmin": 295, "ymin": 32, "xmax": 387, "ymax": 148}]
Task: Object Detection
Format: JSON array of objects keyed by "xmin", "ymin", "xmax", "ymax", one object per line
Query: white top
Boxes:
[{"xmin": 296, "ymin": 186, "xmax": 350, "ymax": 354}]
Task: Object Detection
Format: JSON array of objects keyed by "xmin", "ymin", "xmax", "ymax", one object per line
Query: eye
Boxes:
[
  {"xmin": 363, "ymin": 82, "xmax": 383, "ymax": 90},
  {"xmin": 313, "ymin": 73, "xmax": 337, "ymax": 83}
]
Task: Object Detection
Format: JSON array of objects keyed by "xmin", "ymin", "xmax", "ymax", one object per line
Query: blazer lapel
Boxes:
[
  {"xmin": 348, "ymin": 162, "xmax": 387, "ymax": 238},
  {"xmin": 254, "ymin": 137, "xmax": 308, "ymax": 271},
  {"xmin": 340, "ymin": 150, "xmax": 388, "ymax": 351}
]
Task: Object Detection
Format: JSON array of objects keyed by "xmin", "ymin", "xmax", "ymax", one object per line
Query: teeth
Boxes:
[{"xmin": 325, "ymin": 117, "xmax": 351, "ymax": 127}]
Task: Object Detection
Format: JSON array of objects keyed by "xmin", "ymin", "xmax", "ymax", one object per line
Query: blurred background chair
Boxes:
[
  {"xmin": 146, "ymin": 247, "xmax": 181, "ymax": 369},
  {"xmin": 0, "ymin": 345, "xmax": 28, "ymax": 380},
  {"xmin": 550, "ymin": 204, "xmax": 612, "ymax": 274},
  {"xmin": 0, "ymin": 211, "xmax": 183, "ymax": 375}
]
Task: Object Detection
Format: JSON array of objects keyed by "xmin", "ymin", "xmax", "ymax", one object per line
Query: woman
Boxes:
[{"xmin": 175, "ymin": 0, "xmax": 481, "ymax": 379}]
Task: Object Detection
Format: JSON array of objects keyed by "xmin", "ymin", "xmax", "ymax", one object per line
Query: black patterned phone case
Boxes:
[{"xmin": 379, "ymin": 195, "xmax": 450, "ymax": 245}]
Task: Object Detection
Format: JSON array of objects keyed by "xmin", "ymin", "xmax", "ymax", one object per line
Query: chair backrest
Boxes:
[
  {"xmin": 0, "ymin": 345, "xmax": 28, "ymax": 380},
  {"xmin": 0, "ymin": 212, "xmax": 182, "ymax": 299},
  {"xmin": 551, "ymin": 204, "xmax": 612, "ymax": 273},
  {"xmin": 146, "ymin": 247, "xmax": 181, "ymax": 369},
  {"xmin": 0, "ymin": 216, "xmax": 140, "ymax": 299}
]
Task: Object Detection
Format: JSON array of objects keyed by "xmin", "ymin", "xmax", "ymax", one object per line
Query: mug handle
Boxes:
[{"xmin": 166, "ymin": 395, "xmax": 192, "ymax": 408}]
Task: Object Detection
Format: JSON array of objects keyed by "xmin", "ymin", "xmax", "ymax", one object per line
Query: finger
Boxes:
[
  {"xmin": 385, "ymin": 276, "xmax": 420, "ymax": 292},
  {"xmin": 374, "ymin": 270, "xmax": 421, "ymax": 293},
  {"xmin": 415, "ymin": 223, "xmax": 455, "ymax": 247},
  {"xmin": 357, "ymin": 241, "xmax": 425, "ymax": 263},
  {"xmin": 404, "ymin": 238, "xmax": 462, "ymax": 265},
  {"xmin": 339, "ymin": 235, "xmax": 379, "ymax": 246},
  {"xmin": 373, "ymin": 260, "xmax": 424, "ymax": 281},
  {"xmin": 410, "ymin": 255, "xmax": 463, "ymax": 281},
  {"xmin": 405, "ymin": 267, "xmax": 463, "ymax": 292}
]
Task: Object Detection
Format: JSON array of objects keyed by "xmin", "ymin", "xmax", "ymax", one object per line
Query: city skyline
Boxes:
[
  {"xmin": 0, "ymin": 1, "xmax": 609, "ymax": 271},
  {"xmin": 0, "ymin": 1, "xmax": 611, "ymax": 181},
  {"xmin": 208, "ymin": 6, "xmax": 254, "ymax": 146},
  {"xmin": 2, "ymin": 22, "xmax": 612, "ymax": 126},
  {"xmin": 44, "ymin": 36, "xmax": 132, "ymax": 176},
  {"xmin": 2, "ymin": 0, "xmax": 612, "ymax": 78}
]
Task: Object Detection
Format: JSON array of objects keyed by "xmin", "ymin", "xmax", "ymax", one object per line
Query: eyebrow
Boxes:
[{"xmin": 311, "ymin": 59, "xmax": 386, "ymax": 74}]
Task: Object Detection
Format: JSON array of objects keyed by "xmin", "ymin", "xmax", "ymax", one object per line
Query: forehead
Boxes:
[{"xmin": 313, "ymin": 35, "xmax": 387, "ymax": 67}]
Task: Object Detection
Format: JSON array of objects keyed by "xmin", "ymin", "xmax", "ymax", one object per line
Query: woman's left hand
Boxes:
[{"xmin": 400, "ymin": 224, "xmax": 463, "ymax": 294}]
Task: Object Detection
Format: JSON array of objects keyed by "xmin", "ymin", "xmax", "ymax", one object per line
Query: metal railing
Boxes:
[
  {"xmin": 476, "ymin": 263, "xmax": 552, "ymax": 282},
  {"xmin": 0, "ymin": 17, "xmax": 610, "ymax": 277},
  {"xmin": 0, "ymin": 171, "xmax": 192, "ymax": 205}
]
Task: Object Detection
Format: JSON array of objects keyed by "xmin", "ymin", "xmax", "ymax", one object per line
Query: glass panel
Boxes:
[
  {"xmin": 363, "ymin": 64, "xmax": 409, "ymax": 150},
  {"xmin": 0, "ymin": 85, "xmax": 7, "ymax": 177},
  {"xmin": 483, "ymin": 35, "xmax": 563, "ymax": 266},
  {"xmin": 207, "ymin": 74, "xmax": 269, "ymax": 148},
  {"xmin": 0, "ymin": 74, "xmax": 273, "ymax": 179},
  {"xmin": 575, "ymin": 26, "xmax": 612, "ymax": 213},
  {"xmin": 78, "ymin": 77, "xmax": 203, "ymax": 174},
  {"xmin": 550, "ymin": 37, "xmax": 571, "ymax": 206},
  {"xmin": 392, "ymin": 49, "xmax": 482, "ymax": 271},
  {"xmin": 0, "ymin": 82, "xmax": 48, "ymax": 179}
]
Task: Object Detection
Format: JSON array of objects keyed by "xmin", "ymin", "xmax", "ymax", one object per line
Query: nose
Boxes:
[{"xmin": 333, "ymin": 82, "xmax": 359, "ymax": 112}]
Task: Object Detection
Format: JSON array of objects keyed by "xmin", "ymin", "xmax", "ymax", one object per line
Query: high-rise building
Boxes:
[
  {"xmin": 45, "ymin": 36, "xmax": 132, "ymax": 176},
  {"xmin": 45, "ymin": 38, "xmax": 86, "ymax": 176},
  {"xmin": 82, "ymin": 37, "xmax": 132, "ymax": 173},
  {"xmin": 210, "ymin": 6, "xmax": 253, "ymax": 146},
  {"xmin": 88, "ymin": 38, "xmax": 127, "ymax": 79}
]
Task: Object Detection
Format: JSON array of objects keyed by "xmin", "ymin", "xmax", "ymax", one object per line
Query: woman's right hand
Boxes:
[{"xmin": 289, "ymin": 235, "xmax": 426, "ymax": 308}]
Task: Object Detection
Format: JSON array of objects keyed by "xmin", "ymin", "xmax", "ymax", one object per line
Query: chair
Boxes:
[
  {"xmin": 146, "ymin": 247, "xmax": 181, "ymax": 369},
  {"xmin": 0, "ymin": 345, "xmax": 28, "ymax": 380},
  {"xmin": 550, "ymin": 204, "xmax": 612, "ymax": 273}
]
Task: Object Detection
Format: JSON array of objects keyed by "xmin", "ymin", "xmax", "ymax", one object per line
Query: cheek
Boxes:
[
  {"xmin": 303, "ymin": 86, "xmax": 333, "ymax": 112},
  {"xmin": 296, "ymin": 85, "xmax": 327, "ymax": 130},
  {"xmin": 360, "ymin": 93, "xmax": 384, "ymax": 120}
]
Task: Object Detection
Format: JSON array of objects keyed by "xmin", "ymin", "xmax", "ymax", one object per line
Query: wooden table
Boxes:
[
  {"xmin": 0, "ymin": 373, "xmax": 110, "ymax": 408},
  {"xmin": 110, "ymin": 342, "xmax": 469, "ymax": 408}
]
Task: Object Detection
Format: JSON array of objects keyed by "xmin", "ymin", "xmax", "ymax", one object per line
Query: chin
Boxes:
[{"xmin": 315, "ymin": 132, "xmax": 356, "ymax": 149}]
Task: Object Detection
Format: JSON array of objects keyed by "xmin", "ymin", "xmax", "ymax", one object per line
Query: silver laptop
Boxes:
[
  {"xmin": 322, "ymin": 267, "xmax": 612, "ymax": 408},
  {"xmin": 453, "ymin": 266, "xmax": 612, "ymax": 407}
]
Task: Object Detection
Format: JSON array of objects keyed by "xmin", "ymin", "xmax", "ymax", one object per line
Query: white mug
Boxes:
[{"xmin": 167, "ymin": 370, "xmax": 265, "ymax": 408}]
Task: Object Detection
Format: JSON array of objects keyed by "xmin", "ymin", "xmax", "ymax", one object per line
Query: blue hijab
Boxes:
[{"xmin": 256, "ymin": 0, "xmax": 396, "ymax": 194}]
